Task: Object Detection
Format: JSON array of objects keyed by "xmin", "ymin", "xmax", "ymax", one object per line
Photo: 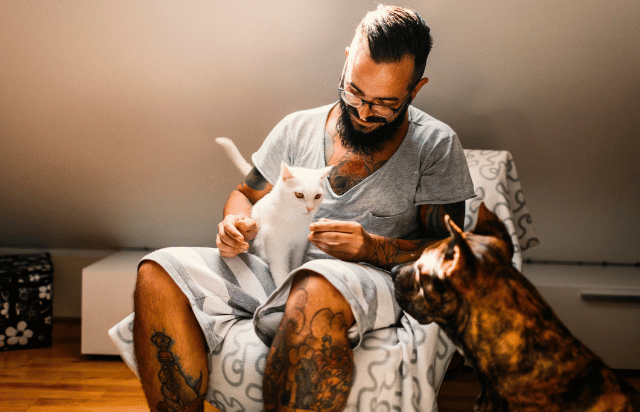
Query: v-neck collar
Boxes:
[{"xmin": 321, "ymin": 103, "xmax": 415, "ymax": 199}]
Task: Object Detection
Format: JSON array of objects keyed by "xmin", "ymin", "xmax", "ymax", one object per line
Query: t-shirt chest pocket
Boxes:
[
  {"xmin": 359, "ymin": 169, "xmax": 421, "ymax": 239},
  {"xmin": 364, "ymin": 205, "xmax": 420, "ymax": 239}
]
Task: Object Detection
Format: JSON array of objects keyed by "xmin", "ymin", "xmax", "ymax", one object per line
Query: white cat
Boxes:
[{"xmin": 215, "ymin": 137, "xmax": 332, "ymax": 286}]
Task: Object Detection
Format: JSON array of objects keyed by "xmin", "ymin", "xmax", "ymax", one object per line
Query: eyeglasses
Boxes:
[
  {"xmin": 338, "ymin": 60, "xmax": 415, "ymax": 119},
  {"xmin": 338, "ymin": 87, "xmax": 413, "ymax": 119}
]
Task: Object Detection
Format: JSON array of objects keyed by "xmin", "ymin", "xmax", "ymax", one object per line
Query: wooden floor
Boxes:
[{"xmin": 1, "ymin": 319, "xmax": 638, "ymax": 412}]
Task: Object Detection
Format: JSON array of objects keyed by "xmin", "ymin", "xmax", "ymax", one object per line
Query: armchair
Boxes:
[{"xmin": 110, "ymin": 149, "xmax": 538, "ymax": 411}]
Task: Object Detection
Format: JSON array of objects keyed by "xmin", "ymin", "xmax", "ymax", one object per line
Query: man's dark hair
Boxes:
[{"xmin": 357, "ymin": 5, "xmax": 433, "ymax": 88}]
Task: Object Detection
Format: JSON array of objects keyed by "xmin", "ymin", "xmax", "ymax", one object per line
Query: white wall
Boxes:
[{"xmin": 2, "ymin": 1, "xmax": 639, "ymax": 268}]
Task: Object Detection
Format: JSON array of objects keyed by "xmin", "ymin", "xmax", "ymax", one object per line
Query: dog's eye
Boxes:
[
  {"xmin": 445, "ymin": 250, "xmax": 454, "ymax": 260},
  {"xmin": 445, "ymin": 243, "xmax": 455, "ymax": 260}
]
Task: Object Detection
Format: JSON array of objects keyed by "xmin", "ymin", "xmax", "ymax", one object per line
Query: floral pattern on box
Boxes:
[{"xmin": 0, "ymin": 253, "xmax": 53, "ymax": 351}]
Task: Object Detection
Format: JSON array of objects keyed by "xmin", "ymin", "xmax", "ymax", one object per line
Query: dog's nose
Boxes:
[{"xmin": 390, "ymin": 264, "xmax": 405, "ymax": 279}]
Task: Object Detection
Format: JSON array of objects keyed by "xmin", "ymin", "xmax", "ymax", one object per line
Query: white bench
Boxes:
[{"xmin": 81, "ymin": 250, "xmax": 148, "ymax": 355}]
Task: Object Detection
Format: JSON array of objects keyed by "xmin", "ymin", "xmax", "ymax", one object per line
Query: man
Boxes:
[{"xmin": 131, "ymin": 5, "xmax": 474, "ymax": 412}]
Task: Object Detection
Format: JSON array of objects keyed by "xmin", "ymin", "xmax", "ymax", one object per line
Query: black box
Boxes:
[{"xmin": 0, "ymin": 253, "xmax": 53, "ymax": 350}]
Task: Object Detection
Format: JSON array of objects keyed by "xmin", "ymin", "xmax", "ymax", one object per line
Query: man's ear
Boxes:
[{"xmin": 411, "ymin": 77, "xmax": 429, "ymax": 100}]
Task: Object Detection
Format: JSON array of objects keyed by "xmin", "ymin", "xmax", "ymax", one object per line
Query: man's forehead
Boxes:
[{"xmin": 346, "ymin": 44, "xmax": 415, "ymax": 98}]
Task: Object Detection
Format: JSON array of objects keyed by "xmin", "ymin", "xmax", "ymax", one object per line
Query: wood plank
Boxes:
[{"xmin": 1, "ymin": 319, "xmax": 638, "ymax": 412}]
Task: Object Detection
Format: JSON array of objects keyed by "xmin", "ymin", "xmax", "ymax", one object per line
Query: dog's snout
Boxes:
[
  {"xmin": 391, "ymin": 264, "xmax": 403, "ymax": 279},
  {"xmin": 391, "ymin": 263, "xmax": 410, "ymax": 279}
]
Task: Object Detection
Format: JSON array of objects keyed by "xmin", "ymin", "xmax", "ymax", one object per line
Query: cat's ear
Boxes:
[
  {"xmin": 280, "ymin": 162, "xmax": 295, "ymax": 181},
  {"xmin": 319, "ymin": 165, "xmax": 333, "ymax": 179}
]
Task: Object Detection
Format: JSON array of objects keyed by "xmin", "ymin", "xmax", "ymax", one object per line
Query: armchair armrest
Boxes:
[{"xmin": 463, "ymin": 150, "xmax": 539, "ymax": 270}]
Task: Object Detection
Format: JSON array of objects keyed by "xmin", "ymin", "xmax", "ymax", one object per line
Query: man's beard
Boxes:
[{"xmin": 336, "ymin": 98, "xmax": 409, "ymax": 156}]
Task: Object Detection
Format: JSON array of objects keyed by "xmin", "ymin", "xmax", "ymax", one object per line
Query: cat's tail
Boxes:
[{"xmin": 215, "ymin": 137, "xmax": 253, "ymax": 176}]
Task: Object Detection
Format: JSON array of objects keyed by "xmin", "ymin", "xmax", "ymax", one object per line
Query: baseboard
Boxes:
[{"xmin": 53, "ymin": 316, "xmax": 81, "ymax": 324}]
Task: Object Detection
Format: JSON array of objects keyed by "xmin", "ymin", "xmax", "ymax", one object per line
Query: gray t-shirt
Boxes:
[{"xmin": 252, "ymin": 103, "xmax": 475, "ymax": 261}]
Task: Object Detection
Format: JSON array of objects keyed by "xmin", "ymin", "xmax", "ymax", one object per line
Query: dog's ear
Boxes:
[
  {"xmin": 473, "ymin": 202, "xmax": 515, "ymax": 261},
  {"xmin": 445, "ymin": 215, "xmax": 476, "ymax": 275}
]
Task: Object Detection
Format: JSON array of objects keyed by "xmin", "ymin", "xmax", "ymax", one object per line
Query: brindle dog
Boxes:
[{"xmin": 392, "ymin": 203, "xmax": 639, "ymax": 411}]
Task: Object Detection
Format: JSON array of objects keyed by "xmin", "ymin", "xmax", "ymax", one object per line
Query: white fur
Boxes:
[
  {"xmin": 216, "ymin": 137, "xmax": 332, "ymax": 286},
  {"xmin": 215, "ymin": 137, "xmax": 253, "ymax": 176}
]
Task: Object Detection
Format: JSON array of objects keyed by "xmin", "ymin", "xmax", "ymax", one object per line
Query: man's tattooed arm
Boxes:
[
  {"xmin": 236, "ymin": 167, "xmax": 273, "ymax": 204},
  {"xmin": 243, "ymin": 167, "xmax": 269, "ymax": 192},
  {"xmin": 223, "ymin": 167, "xmax": 273, "ymax": 218},
  {"xmin": 366, "ymin": 201, "xmax": 466, "ymax": 270}
]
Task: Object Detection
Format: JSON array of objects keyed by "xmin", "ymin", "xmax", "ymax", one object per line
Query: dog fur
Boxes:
[{"xmin": 392, "ymin": 203, "xmax": 639, "ymax": 411}]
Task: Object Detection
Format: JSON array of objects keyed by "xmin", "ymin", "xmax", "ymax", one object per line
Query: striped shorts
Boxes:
[
  {"xmin": 141, "ymin": 247, "xmax": 404, "ymax": 352},
  {"xmin": 110, "ymin": 247, "xmax": 454, "ymax": 411}
]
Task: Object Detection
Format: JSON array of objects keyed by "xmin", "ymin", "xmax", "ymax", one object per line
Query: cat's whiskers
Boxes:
[{"xmin": 280, "ymin": 206, "xmax": 310, "ymax": 224}]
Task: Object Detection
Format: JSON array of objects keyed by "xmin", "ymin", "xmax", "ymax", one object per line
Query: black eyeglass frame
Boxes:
[
  {"xmin": 338, "ymin": 59, "xmax": 416, "ymax": 119},
  {"xmin": 338, "ymin": 87, "xmax": 413, "ymax": 119}
]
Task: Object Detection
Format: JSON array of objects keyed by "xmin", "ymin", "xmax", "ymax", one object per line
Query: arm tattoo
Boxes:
[
  {"xmin": 367, "ymin": 237, "xmax": 430, "ymax": 270},
  {"xmin": 151, "ymin": 332, "xmax": 205, "ymax": 412},
  {"xmin": 367, "ymin": 201, "xmax": 466, "ymax": 270},
  {"xmin": 244, "ymin": 167, "xmax": 268, "ymax": 191},
  {"xmin": 421, "ymin": 201, "xmax": 466, "ymax": 238}
]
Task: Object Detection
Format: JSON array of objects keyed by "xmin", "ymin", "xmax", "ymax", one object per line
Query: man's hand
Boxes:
[
  {"xmin": 216, "ymin": 214, "xmax": 258, "ymax": 258},
  {"xmin": 308, "ymin": 219, "xmax": 376, "ymax": 262},
  {"xmin": 309, "ymin": 216, "xmax": 442, "ymax": 270}
]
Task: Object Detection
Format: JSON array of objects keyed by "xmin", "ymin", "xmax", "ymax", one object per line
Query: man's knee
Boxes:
[
  {"xmin": 135, "ymin": 260, "xmax": 188, "ymax": 309},
  {"xmin": 287, "ymin": 270, "xmax": 356, "ymax": 329}
]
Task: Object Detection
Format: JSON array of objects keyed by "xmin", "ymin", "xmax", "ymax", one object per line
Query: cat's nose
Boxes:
[{"xmin": 306, "ymin": 206, "xmax": 314, "ymax": 212}]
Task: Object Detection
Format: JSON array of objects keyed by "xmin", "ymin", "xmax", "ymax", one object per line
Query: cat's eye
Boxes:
[
  {"xmin": 314, "ymin": 194, "xmax": 321, "ymax": 199},
  {"xmin": 295, "ymin": 192, "xmax": 304, "ymax": 199}
]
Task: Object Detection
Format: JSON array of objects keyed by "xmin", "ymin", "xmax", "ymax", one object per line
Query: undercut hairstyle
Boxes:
[{"xmin": 356, "ymin": 5, "xmax": 433, "ymax": 88}]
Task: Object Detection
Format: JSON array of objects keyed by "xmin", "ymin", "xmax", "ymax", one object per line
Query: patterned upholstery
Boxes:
[
  {"xmin": 110, "ymin": 149, "xmax": 538, "ymax": 411},
  {"xmin": 464, "ymin": 150, "xmax": 539, "ymax": 270}
]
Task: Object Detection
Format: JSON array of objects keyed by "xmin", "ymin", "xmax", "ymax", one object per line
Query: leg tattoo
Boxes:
[
  {"xmin": 151, "ymin": 332, "xmax": 206, "ymax": 412},
  {"xmin": 263, "ymin": 280, "xmax": 354, "ymax": 411}
]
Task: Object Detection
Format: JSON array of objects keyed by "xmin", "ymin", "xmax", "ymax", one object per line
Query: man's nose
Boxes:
[{"xmin": 356, "ymin": 103, "xmax": 375, "ymax": 120}]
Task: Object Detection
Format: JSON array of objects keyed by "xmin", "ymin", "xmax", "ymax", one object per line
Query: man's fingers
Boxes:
[
  {"xmin": 219, "ymin": 219, "xmax": 243, "ymax": 241},
  {"xmin": 308, "ymin": 219, "xmax": 371, "ymax": 263},
  {"xmin": 220, "ymin": 231, "xmax": 248, "ymax": 249},
  {"xmin": 217, "ymin": 218, "xmax": 250, "ymax": 256},
  {"xmin": 309, "ymin": 219, "xmax": 356, "ymax": 233},
  {"xmin": 309, "ymin": 230, "xmax": 352, "ymax": 250},
  {"xmin": 217, "ymin": 231, "xmax": 248, "ymax": 252},
  {"xmin": 216, "ymin": 215, "xmax": 258, "ymax": 258}
]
